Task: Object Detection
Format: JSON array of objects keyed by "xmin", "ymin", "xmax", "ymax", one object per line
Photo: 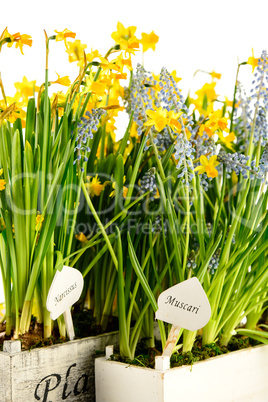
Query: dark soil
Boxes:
[{"xmin": 0, "ymin": 308, "xmax": 119, "ymax": 351}]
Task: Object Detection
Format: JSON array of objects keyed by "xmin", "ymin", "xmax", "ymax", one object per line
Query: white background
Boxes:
[
  {"xmin": 0, "ymin": 0, "xmax": 268, "ymax": 302},
  {"xmin": 1, "ymin": 0, "xmax": 267, "ymax": 105}
]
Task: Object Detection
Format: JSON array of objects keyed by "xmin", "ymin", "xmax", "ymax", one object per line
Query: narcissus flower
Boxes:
[
  {"xmin": 247, "ymin": 49, "xmax": 259, "ymax": 72},
  {"xmin": 0, "ymin": 179, "xmax": 6, "ymax": 191},
  {"xmin": 111, "ymin": 22, "xmax": 139, "ymax": 55},
  {"xmin": 111, "ymin": 22, "xmax": 137, "ymax": 43},
  {"xmin": 210, "ymin": 71, "xmax": 221, "ymax": 80},
  {"xmin": 217, "ymin": 131, "xmax": 236, "ymax": 150},
  {"xmin": 52, "ymin": 72, "xmax": 71, "ymax": 87},
  {"xmin": 86, "ymin": 49, "xmax": 102, "ymax": 63},
  {"xmin": 113, "ymin": 53, "xmax": 133, "ymax": 71},
  {"xmin": 192, "ymin": 81, "xmax": 218, "ymax": 114},
  {"xmin": 199, "ymin": 110, "xmax": 229, "ymax": 138},
  {"xmin": 98, "ymin": 56, "xmax": 121, "ymax": 72},
  {"xmin": 0, "ymin": 99, "xmax": 27, "ymax": 126},
  {"xmin": 2, "ymin": 29, "xmax": 32, "ymax": 54},
  {"xmin": 194, "ymin": 155, "xmax": 219, "ymax": 178},
  {"xmin": 75, "ymin": 232, "xmax": 88, "ymax": 243},
  {"xmin": 170, "ymin": 70, "xmax": 181, "ymax": 83},
  {"xmin": 110, "ymin": 176, "xmax": 128, "ymax": 198},
  {"xmin": 14, "ymin": 76, "xmax": 39, "ymax": 100},
  {"xmin": 144, "ymin": 108, "xmax": 168, "ymax": 131},
  {"xmin": 35, "ymin": 214, "xmax": 44, "ymax": 231},
  {"xmin": 0, "ymin": 217, "xmax": 5, "ymax": 232},
  {"xmin": 66, "ymin": 40, "xmax": 87, "ymax": 64},
  {"xmin": 140, "ymin": 31, "xmax": 159, "ymax": 52},
  {"xmin": 144, "ymin": 108, "xmax": 182, "ymax": 132},
  {"xmin": 85, "ymin": 175, "xmax": 104, "ymax": 197},
  {"xmin": 55, "ymin": 29, "xmax": 76, "ymax": 45}
]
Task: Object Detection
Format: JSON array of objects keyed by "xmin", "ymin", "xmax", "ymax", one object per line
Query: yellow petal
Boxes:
[
  {"xmin": 194, "ymin": 166, "xmax": 206, "ymax": 174},
  {"xmin": 200, "ymin": 155, "xmax": 209, "ymax": 166},
  {"xmin": 209, "ymin": 155, "xmax": 218, "ymax": 164}
]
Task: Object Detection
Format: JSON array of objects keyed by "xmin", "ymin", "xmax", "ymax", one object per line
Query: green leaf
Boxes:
[
  {"xmin": 114, "ymin": 155, "xmax": 124, "ymax": 216},
  {"xmin": 127, "ymin": 232, "xmax": 158, "ymax": 312},
  {"xmin": 117, "ymin": 227, "xmax": 132, "ymax": 358},
  {"xmin": 25, "ymin": 98, "xmax": 36, "ymax": 146}
]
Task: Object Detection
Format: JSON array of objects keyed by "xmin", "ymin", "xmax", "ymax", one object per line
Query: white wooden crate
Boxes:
[
  {"xmin": 0, "ymin": 330, "xmax": 119, "ymax": 402},
  {"xmin": 96, "ymin": 344, "xmax": 268, "ymax": 402}
]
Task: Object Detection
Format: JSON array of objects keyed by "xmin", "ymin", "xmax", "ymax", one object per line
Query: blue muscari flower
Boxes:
[
  {"xmin": 196, "ymin": 136, "xmax": 217, "ymax": 159},
  {"xmin": 217, "ymin": 150, "xmax": 254, "ymax": 180},
  {"xmin": 187, "ymin": 250, "xmax": 197, "ymax": 270},
  {"xmin": 257, "ymin": 143, "xmax": 268, "ymax": 183},
  {"xmin": 154, "ymin": 127, "xmax": 173, "ymax": 152},
  {"xmin": 207, "ymin": 223, "xmax": 213, "ymax": 237},
  {"xmin": 174, "ymin": 134, "xmax": 195, "ymax": 186},
  {"xmin": 253, "ymin": 107, "xmax": 268, "ymax": 145},
  {"xmin": 234, "ymin": 51, "xmax": 268, "ymax": 147},
  {"xmin": 152, "ymin": 215, "xmax": 168, "ymax": 234},
  {"xmin": 199, "ymin": 174, "xmax": 211, "ymax": 192},
  {"xmin": 126, "ymin": 64, "xmax": 158, "ymax": 136},
  {"xmin": 73, "ymin": 108, "xmax": 106, "ymax": 166},
  {"xmin": 208, "ymin": 249, "xmax": 221, "ymax": 275},
  {"xmin": 139, "ymin": 168, "xmax": 158, "ymax": 202}
]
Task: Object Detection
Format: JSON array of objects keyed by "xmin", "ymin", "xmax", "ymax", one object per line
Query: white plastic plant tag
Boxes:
[
  {"xmin": 155, "ymin": 277, "xmax": 211, "ymax": 331},
  {"xmin": 46, "ymin": 265, "xmax": 84, "ymax": 320},
  {"xmin": 155, "ymin": 278, "xmax": 211, "ymax": 362}
]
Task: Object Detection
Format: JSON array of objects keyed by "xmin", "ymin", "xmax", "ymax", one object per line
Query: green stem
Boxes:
[{"xmin": 81, "ymin": 180, "xmax": 118, "ymax": 269}]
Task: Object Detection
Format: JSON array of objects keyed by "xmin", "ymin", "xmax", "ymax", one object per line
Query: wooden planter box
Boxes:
[
  {"xmin": 0, "ymin": 330, "xmax": 119, "ymax": 402},
  {"xmin": 95, "ymin": 344, "xmax": 268, "ymax": 402}
]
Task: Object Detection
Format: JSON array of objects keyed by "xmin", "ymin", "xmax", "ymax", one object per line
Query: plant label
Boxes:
[
  {"xmin": 155, "ymin": 277, "xmax": 211, "ymax": 331},
  {"xmin": 46, "ymin": 266, "xmax": 84, "ymax": 321}
]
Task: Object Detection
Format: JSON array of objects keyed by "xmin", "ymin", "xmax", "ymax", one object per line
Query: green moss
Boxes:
[{"xmin": 111, "ymin": 335, "xmax": 261, "ymax": 369}]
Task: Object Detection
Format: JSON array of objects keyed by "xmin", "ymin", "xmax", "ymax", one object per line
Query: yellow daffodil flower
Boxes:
[
  {"xmin": 75, "ymin": 232, "xmax": 88, "ymax": 243},
  {"xmin": 111, "ymin": 22, "xmax": 137, "ymax": 43},
  {"xmin": 35, "ymin": 214, "xmax": 44, "ymax": 231},
  {"xmin": 86, "ymin": 49, "xmax": 102, "ymax": 63},
  {"xmin": 198, "ymin": 110, "xmax": 229, "ymax": 138},
  {"xmin": 109, "ymin": 71, "xmax": 127, "ymax": 80},
  {"xmin": 55, "ymin": 29, "xmax": 76, "ymax": 46},
  {"xmin": 50, "ymin": 92, "xmax": 67, "ymax": 117},
  {"xmin": 82, "ymin": 72, "xmax": 107, "ymax": 97},
  {"xmin": 217, "ymin": 131, "xmax": 236, "ymax": 151},
  {"xmin": 0, "ymin": 217, "xmax": 5, "ymax": 232},
  {"xmin": 144, "ymin": 108, "xmax": 182, "ymax": 132},
  {"xmin": 140, "ymin": 31, "xmax": 159, "ymax": 52},
  {"xmin": 111, "ymin": 22, "xmax": 139, "ymax": 56},
  {"xmin": 110, "ymin": 176, "xmax": 128, "ymax": 198},
  {"xmin": 168, "ymin": 110, "xmax": 184, "ymax": 131},
  {"xmin": 2, "ymin": 29, "xmax": 32, "ymax": 54},
  {"xmin": 224, "ymin": 96, "xmax": 235, "ymax": 108},
  {"xmin": 144, "ymin": 108, "xmax": 169, "ymax": 132},
  {"xmin": 194, "ymin": 155, "xmax": 219, "ymax": 178},
  {"xmin": 0, "ymin": 179, "xmax": 6, "ymax": 191},
  {"xmin": 210, "ymin": 71, "xmax": 221, "ymax": 80},
  {"xmin": 0, "ymin": 99, "xmax": 27, "ymax": 127},
  {"xmin": 170, "ymin": 70, "xmax": 182, "ymax": 83},
  {"xmin": 85, "ymin": 175, "xmax": 104, "ymax": 198},
  {"xmin": 65, "ymin": 40, "xmax": 87, "ymax": 64},
  {"xmin": 247, "ymin": 49, "xmax": 259, "ymax": 72},
  {"xmin": 14, "ymin": 76, "xmax": 39, "ymax": 100},
  {"xmin": 0, "ymin": 168, "xmax": 3, "ymax": 176},
  {"xmin": 192, "ymin": 81, "xmax": 218, "ymax": 114},
  {"xmin": 113, "ymin": 53, "xmax": 133, "ymax": 71},
  {"xmin": 52, "ymin": 72, "xmax": 71, "ymax": 87},
  {"xmin": 98, "ymin": 56, "xmax": 121, "ymax": 72}
]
